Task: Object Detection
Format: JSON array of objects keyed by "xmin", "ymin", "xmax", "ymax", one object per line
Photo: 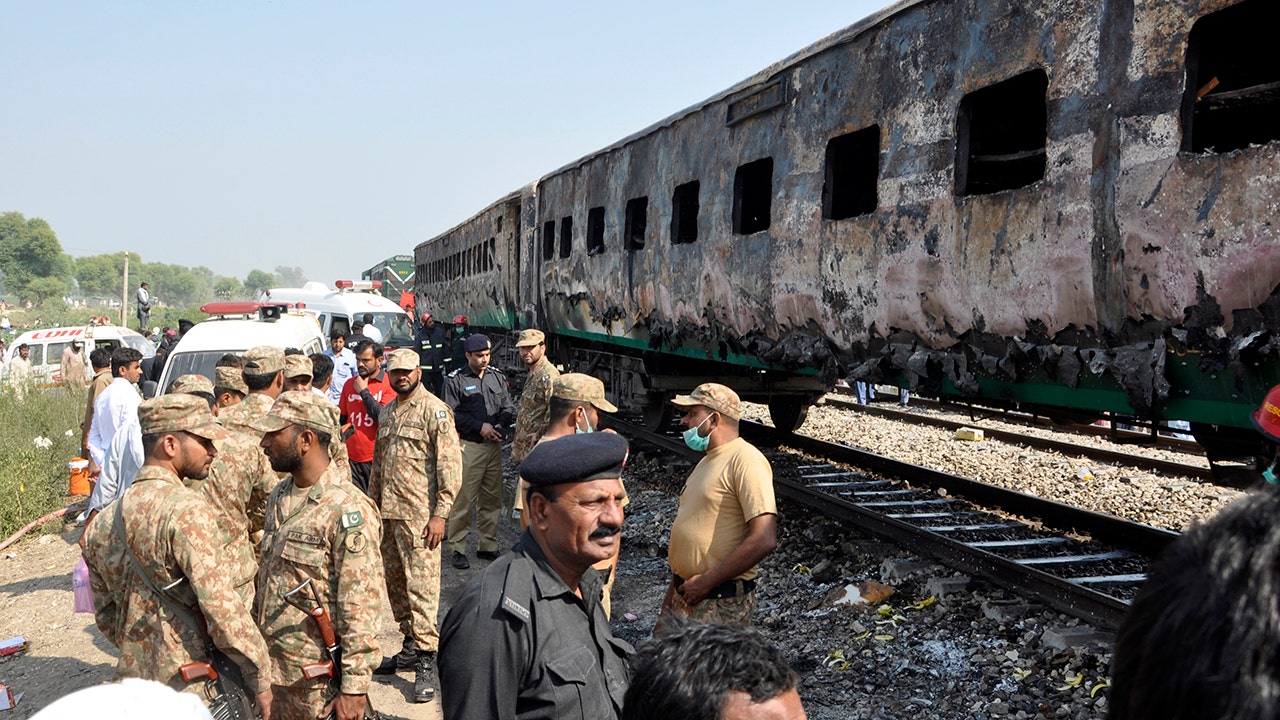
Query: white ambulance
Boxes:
[
  {"xmin": 3, "ymin": 323, "xmax": 155, "ymax": 388},
  {"xmin": 152, "ymin": 302, "xmax": 325, "ymax": 396},
  {"xmin": 259, "ymin": 281, "xmax": 414, "ymax": 349}
]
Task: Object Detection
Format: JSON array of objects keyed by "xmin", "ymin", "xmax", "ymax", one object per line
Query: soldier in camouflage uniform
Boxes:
[
  {"xmin": 367, "ymin": 349, "xmax": 462, "ymax": 702},
  {"xmin": 213, "ymin": 355, "xmax": 248, "ymax": 417},
  {"xmin": 200, "ymin": 346, "xmax": 287, "ymax": 606},
  {"xmin": 254, "ymin": 391, "xmax": 385, "ymax": 720},
  {"xmin": 81, "ymin": 394, "xmax": 275, "ymax": 716},
  {"xmin": 510, "ymin": 329, "xmax": 559, "ymax": 462}
]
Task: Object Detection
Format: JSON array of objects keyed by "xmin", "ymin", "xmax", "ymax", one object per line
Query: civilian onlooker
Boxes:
[
  {"xmin": 82, "ymin": 347, "xmax": 114, "ymax": 462},
  {"xmin": 87, "ymin": 348, "xmax": 144, "ymax": 467},
  {"xmin": 134, "ymin": 281, "xmax": 151, "ymax": 330},
  {"xmin": 309, "ymin": 352, "xmax": 334, "ymax": 402},
  {"xmin": 624, "ymin": 620, "xmax": 806, "ymax": 720},
  {"xmin": 1108, "ymin": 491, "xmax": 1280, "ymax": 719},
  {"xmin": 338, "ymin": 339, "xmax": 394, "ymax": 492},
  {"xmin": 60, "ymin": 339, "xmax": 88, "ymax": 391},
  {"xmin": 325, "ymin": 329, "xmax": 357, "ymax": 405},
  {"xmin": 8, "ymin": 343, "xmax": 33, "ymax": 399},
  {"xmin": 360, "ymin": 313, "xmax": 384, "ymax": 344}
]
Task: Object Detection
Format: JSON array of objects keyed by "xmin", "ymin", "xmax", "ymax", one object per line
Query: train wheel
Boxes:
[
  {"xmin": 642, "ymin": 398, "xmax": 672, "ymax": 431},
  {"xmin": 769, "ymin": 400, "xmax": 810, "ymax": 432}
]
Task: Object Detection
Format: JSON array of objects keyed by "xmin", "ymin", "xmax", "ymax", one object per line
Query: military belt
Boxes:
[{"xmin": 672, "ymin": 573, "xmax": 756, "ymax": 599}]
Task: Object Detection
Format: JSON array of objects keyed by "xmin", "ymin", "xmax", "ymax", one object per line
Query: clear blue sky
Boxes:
[{"xmin": 2, "ymin": 1, "xmax": 888, "ymax": 288}]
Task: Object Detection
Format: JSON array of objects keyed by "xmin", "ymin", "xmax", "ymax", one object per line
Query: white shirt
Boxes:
[
  {"xmin": 88, "ymin": 377, "xmax": 142, "ymax": 466},
  {"xmin": 361, "ymin": 325, "xmax": 384, "ymax": 343},
  {"xmin": 88, "ymin": 419, "xmax": 143, "ymax": 514}
]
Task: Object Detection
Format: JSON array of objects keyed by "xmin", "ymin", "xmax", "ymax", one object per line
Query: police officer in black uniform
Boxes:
[
  {"xmin": 414, "ymin": 312, "xmax": 448, "ymax": 397},
  {"xmin": 442, "ymin": 333, "xmax": 515, "ymax": 568},
  {"xmin": 438, "ymin": 433, "xmax": 632, "ymax": 720}
]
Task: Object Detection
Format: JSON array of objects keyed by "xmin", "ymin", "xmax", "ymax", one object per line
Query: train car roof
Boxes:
[
  {"xmin": 537, "ymin": 0, "xmax": 927, "ymax": 180},
  {"xmin": 415, "ymin": 185, "xmax": 533, "ymax": 251}
]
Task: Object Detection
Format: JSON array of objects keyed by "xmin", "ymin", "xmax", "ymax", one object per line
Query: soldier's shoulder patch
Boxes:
[
  {"xmin": 436, "ymin": 409, "xmax": 448, "ymax": 419},
  {"xmin": 540, "ymin": 375, "xmax": 550, "ymax": 382},
  {"xmin": 345, "ymin": 531, "xmax": 367, "ymax": 554},
  {"xmin": 340, "ymin": 510, "xmax": 363, "ymax": 529}
]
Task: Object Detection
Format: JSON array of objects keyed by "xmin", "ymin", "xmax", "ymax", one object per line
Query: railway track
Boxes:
[
  {"xmin": 605, "ymin": 415, "xmax": 1178, "ymax": 629},
  {"xmin": 823, "ymin": 390, "xmax": 1214, "ymax": 481}
]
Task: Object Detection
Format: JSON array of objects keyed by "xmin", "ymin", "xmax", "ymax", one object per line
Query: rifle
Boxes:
[
  {"xmin": 164, "ymin": 580, "xmax": 257, "ymax": 720},
  {"xmin": 282, "ymin": 579, "xmax": 379, "ymax": 720}
]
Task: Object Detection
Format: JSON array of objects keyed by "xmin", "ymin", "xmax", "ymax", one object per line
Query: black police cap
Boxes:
[
  {"xmin": 463, "ymin": 333, "xmax": 491, "ymax": 353},
  {"xmin": 521, "ymin": 433, "xmax": 629, "ymax": 488}
]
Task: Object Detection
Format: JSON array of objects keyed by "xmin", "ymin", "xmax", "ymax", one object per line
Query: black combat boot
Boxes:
[
  {"xmin": 414, "ymin": 651, "xmax": 437, "ymax": 703},
  {"xmin": 373, "ymin": 635, "xmax": 415, "ymax": 675}
]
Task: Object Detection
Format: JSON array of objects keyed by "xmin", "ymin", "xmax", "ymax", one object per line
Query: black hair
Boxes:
[
  {"xmin": 243, "ymin": 370, "xmax": 279, "ymax": 392},
  {"xmin": 352, "ymin": 338, "xmax": 383, "ymax": 358},
  {"xmin": 1108, "ymin": 491, "xmax": 1280, "ymax": 720},
  {"xmin": 110, "ymin": 347, "xmax": 144, "ymax": 376},
  {"xmin": 548, "ymin": 395, "xmax": 589, "ymax": 425},
  {"xmin": 329, "ymin": 328, "xmax": 347, "ymax": 342},
  {"xmin": 90, "ymin": 347, "xmax": 113, "ymax": 369},
  {"xmin": 213, "ymin": 386, "xmax": 244, "ymax": 400},
  {"xmin": 215, "ymin": 353, "xmax": 243, "ymax": 368},
  {"xmin": 283, "ymin": 347, "xmax": 303, "ymax": 356},
  {"xmin": 140, "ymin": 432, "xmax": 163, "ymax": 456},
  {"xmin": 309, "ymin": 353, "xmax": 333, "ymax": 385},
  {"xmin": 623, "ymin": 620, "xmax": 799, "ymax": 720}
]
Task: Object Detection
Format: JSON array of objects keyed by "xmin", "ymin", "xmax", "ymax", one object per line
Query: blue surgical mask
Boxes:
[
  {"xmin": 1264, "ymin": 459, "xmax": 1278, "ymax": 485},
  {"xmin": 682, "ymin": 414, "xmax": 714, "ymax": 452},
  {"xmin": 575, "ymin": 408, "xmax": 594, "ymax": 434},
  {"xmin": 455, "ymin": 327, "xmax": 465, "ymax": 334}
]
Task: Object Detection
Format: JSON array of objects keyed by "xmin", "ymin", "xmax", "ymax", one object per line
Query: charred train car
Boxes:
[{"xmin": 415, "ymin": 0, "xmax": 1280, "ymax": 461}]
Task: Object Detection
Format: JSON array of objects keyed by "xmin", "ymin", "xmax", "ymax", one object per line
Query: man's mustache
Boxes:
[{"xmin": 590, "ymin": 525, "xmax": 620, "ymax": 539}]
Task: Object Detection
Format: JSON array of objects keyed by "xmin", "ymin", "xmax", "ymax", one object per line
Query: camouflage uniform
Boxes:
[
  {"xmin": 511, "ymin": 353, "xmax": 559, "ymax": 462},
  {"xmin": 255, "ymin": 429, "xmax": 386, "ymax": 719},
  {"xmin": 368, "ymin": 377, "xmax": 462, "ymax": 653},
  {"xmin": 200, "ymin": 392, "xmax": 283, "ymax": 605},
  {"xmin": 81, "ymin": 398, "xmax": 274, "ymax": 699}
]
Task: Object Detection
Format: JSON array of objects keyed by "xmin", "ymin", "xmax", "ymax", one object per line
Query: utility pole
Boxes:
[{"xmin": 121, "ymin": 252, "xmax": 129, "ymax": 327}]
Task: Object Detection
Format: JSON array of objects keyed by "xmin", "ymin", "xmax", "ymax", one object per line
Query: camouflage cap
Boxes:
[
  {"xmin": 170, "ymin": 374, "xmax": 214, "ymax": 397},
  {"xmin": 243, "ymin": 346, "xmax": 285, "ymax": 375},
  {"xmin": 138, "ymin": 394, "xmax": 228, "ymax": 441},
  {"xmin": 283, "ymin": 354, "xmax": 313, "ymax": 379},
  {"xmin": 514, "ymin": 328, "xmax": 545, "ymax": 347},
  {"xmin": 553, "ymin": 373, "xmax": 618, "ymax": 412},
  {"xmin": 250, "ymin": 390, "xmax": 340, "ymax": 436},
  {"xmin": 386, "ymin": 348, "xmax": 419, "ymax": 372},
  {"xmin": 215, "ymin": 366, "xmax": 248, "ymax": 395},
  {"xmin": 670, "ymin": 382, "xmax": 742, "ymax": 421}
]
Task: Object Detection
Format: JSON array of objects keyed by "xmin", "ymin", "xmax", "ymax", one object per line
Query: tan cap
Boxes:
[
  {"xmin": 670, "ymin": 382, "xmax": 742, "ymax": 421},
  {"xmin": 138, "ymin": 394, "xmax": 228, "ymax": 441},
  {"xmin": 514, "ymin": 328, "xmax": 545, "ymax": 347},
  {"xmin": 250, "ymin": 390, "xmax": 340, "ymax": 436},
  {"xmin": 283, "ymin": 354, "xmax": 313, "ymax": 379},
  {"xmin": 386, "ymin": 348, "xmax": 420, "ymax": 372},
  {"xmin": 215, "ymin": 366, "xmax": 248, "ymax": 395},
  {"xmin": 553, "ymin": 373, "xmax": 618, "ymax": 413},
  {"xmin": 170, "ymin": 374, "xmax": 214, "ymax": 397},
  {"xmin": 243, "ymin": 346, "xmax": 285, "ymax": 375}
]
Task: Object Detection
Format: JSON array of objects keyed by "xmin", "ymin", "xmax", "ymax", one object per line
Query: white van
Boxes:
[
  {"xmin": 153, "ymin": 302, "xmax": 326, "ymax": 396},
  {"xmin": 3, "ymin": 324, "xmax": 155, "ymax": 389},
  {"xmin": 260, "ymin": 281, "xmax": 414, "ymax": 349}
]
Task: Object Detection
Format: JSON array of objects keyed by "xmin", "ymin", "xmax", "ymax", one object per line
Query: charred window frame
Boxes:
[
  {"xmin": 955, "ymin": 69, "xmax": 1048, "ymax": 196},
  {"xmin": 732, "ymin": 157, "xmax": 774, "ymax": 235},
  {"xmin": 823, "ymin": 125, "xmax": 880, "ymax": 219},
  {"xmin": 625, "ymin": 197, "xmax": 648, "ymax": 250},
  {"xmin": 587, "ymin": 206, "xmax": 606, "ymax": 256},
  {"xmin": 671, "ymin": 181, "xmax": 700, "ymax": 245},
  {"xmin": 559, "ymin": 216, "xmax": 573, "ymax": 259},
  {"xmin": 1182, "ymin": 0, "xmax": 1280, "ymax": 154},
  {"xmin": 542, "ymin": 220, "xmax": 555, "ymax": 262}
]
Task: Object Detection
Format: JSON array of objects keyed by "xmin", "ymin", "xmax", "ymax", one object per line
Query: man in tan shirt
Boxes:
[{"xmin": 659, "ymin": 383, "xmax": 777, "ymax": 630}]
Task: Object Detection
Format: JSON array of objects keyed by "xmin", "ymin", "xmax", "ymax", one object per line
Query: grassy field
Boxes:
[{"xmin": 0, "ymin": 388, "xmax": 85, "ymax": 540}]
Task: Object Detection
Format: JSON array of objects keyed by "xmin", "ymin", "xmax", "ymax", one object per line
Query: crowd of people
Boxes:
[
  {"xmin": 20, "ymin": 301, "xmax": 1280, "ymax": 720},
  {"xmin": 45, "ymin": 307, "xmax": 804, "ymax": 720}
]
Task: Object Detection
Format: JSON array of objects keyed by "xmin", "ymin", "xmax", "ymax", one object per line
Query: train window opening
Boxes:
[
  {"xmin": 955, "ymin": 69, "xmax": 1048, "ymax": 196},
  {"xmin": 1182, "ymin": 0, "xmax": 1280, "ymax": 154},
  {"xmin": 625, "ymin": 196, "xmax": 648, "ymax": 250},
  {"xmin": 543, "ymin": 221, "xmax": 555, "ymax": 262},
  {"xmin": 587, "ymin": 206, "xmax": 606, "ymax": 256},
  {"xmin": 488, "ymin": 237, "xmax": 496, "ymax": 271},
  {"xmin": 671, "ymin": 181, "xmax": 700, "ymax": 245},
  {"xmin": 823, "ymin": 125, "xmax": 880, "ymax": 219},
  {"xmin": 733, "ymin": 157, "xmax": 774, "ymax": 235},
  {"xmin": 559, "ymin": 216, "xmax": 573, "ymax": 259}
]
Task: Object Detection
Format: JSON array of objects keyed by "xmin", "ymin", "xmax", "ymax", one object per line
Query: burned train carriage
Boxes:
[{"xmin": 415, "ymin": 0, "xmax": 1280, "ymax": 459}]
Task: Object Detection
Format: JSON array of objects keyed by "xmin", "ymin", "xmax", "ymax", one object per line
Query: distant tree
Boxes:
[
  {"xmin": 274, "ymin": 265, "xmax": 307, "ymax": 287},
  {"xmin": 142, "ymin": 262, "xmax": 211, "ymax": 308},
  {"xmin": 27, "ymin": 276, "xmax": 71, "ymax": 305},
  {"xmin": 0, "ymin": 212, "xmax": 75, "ymax": 304},
  {"xmin": 214, "ymin": 277, "xmax": 243, "ymax": 299},
  {"xmin": 75, "ymin": 252, "xmax": 140, "ymax": 297},
  {"xmin": 244, "ymin": 269, "xmax": 276, "ymax": 297}
]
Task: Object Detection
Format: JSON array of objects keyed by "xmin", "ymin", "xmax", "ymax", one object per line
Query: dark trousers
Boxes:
[
  {"xmin": 422, "ymin": 368, "xmax": 444, "ymax": 398},
  {"xmin": 349, "ymin": 460, "xmax": 372, "ymax": 493}
]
